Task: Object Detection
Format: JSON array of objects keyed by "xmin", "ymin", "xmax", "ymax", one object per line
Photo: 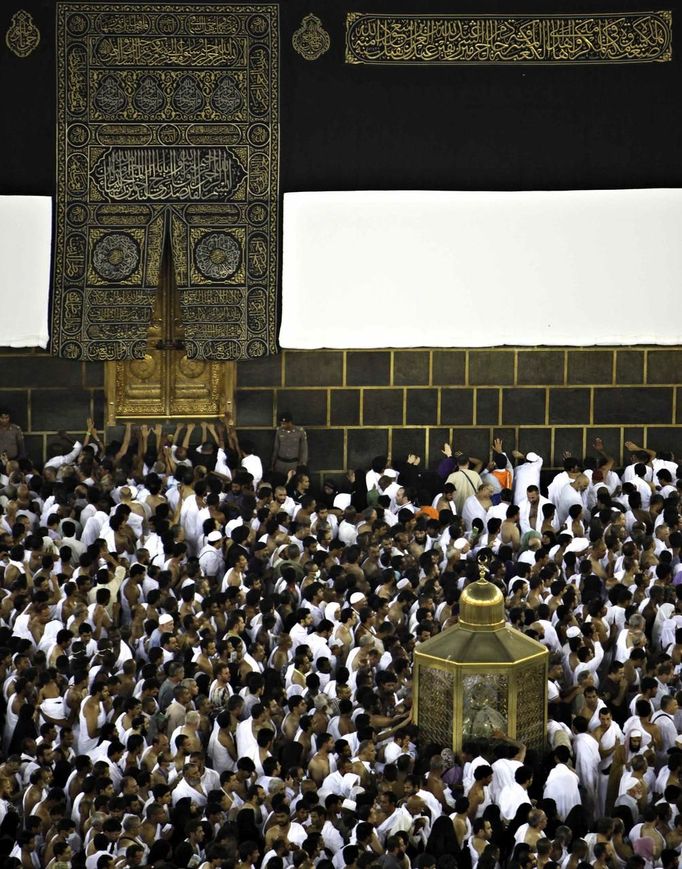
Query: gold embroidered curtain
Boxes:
[{"xmin": 52, "ymin": 3, "xmax": 279, "ymax": 361}]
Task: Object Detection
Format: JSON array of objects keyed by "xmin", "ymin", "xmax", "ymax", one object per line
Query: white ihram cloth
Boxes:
[
  {"xmin": 281, "ymin": 190, "xmax": 682, "ymax": 349},
  {"xmin": 543, "ymin": 763, "xmax": 581, "ymax": 821},
  {"xmin": 0, "ymin": 196, "xmax": 51, "ymax": 347}
]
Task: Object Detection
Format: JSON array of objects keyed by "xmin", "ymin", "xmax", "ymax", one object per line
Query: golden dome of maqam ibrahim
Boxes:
[{"xmin": 458, "ymin": 578, "xmax": 505, "ymax": 630}]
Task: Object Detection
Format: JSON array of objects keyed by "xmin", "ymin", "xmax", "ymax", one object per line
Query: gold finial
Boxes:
[{"xmin": 459, "ymin": 550, "xmax": 505, "ymax": 630}]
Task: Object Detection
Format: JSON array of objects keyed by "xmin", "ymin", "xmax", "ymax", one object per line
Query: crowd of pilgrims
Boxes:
[{"xmin": 1, "ymin": 416, "xmax": 682, "ymax": 869}]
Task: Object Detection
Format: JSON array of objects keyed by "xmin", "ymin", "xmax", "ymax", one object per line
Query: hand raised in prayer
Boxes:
[
  {"xmin": 561, "ymin": 450, "xmax": 572, "ymax": 459},
  {"xmin": 593, "ymin": 437, "xmax": 604, "ymax": 451},
  {"xmin": 493, "ymin": 438, "xmax": 503, "ymax": 453},
  {"xmin": 441, "ymin": 442, "xmax": 452, "ymax": 457}
]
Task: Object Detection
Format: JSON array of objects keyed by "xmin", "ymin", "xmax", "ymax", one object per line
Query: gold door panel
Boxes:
[
  {"xmin": 105, "ymin": 352, "xmax": 234, "ymax": 423},
  {"xmin": 105, "ymin": 214, "xmax": 235, "ymax": 423}
]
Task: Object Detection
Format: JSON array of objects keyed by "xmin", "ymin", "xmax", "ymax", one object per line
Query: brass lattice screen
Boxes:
[
  {"xmin": 417, "ymin": 666, "xmax": 455, "ymax": 748},
  {"xmin": 514, "ymin": 663, "xmax": 547, "ymax": 749}
]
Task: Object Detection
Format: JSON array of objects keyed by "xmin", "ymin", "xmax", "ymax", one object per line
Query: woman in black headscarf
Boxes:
[{"xmin": 426, "ymin": 815, "xmax": 460, "ymax": 861}]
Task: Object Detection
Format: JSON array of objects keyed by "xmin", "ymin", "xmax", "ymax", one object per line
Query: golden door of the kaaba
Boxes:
[{"xmin": 105, "ymin": 232, "xmax": 235, "ymax": 424}]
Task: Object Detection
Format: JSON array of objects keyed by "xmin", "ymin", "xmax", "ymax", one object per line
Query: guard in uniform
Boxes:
[
  {"xmin": 0, "ymin": 408, "xmax": 25, "ymax": 460},
  {"xmin": 271, "ymin": 411, "xmax": 308, "ymax": 475}
]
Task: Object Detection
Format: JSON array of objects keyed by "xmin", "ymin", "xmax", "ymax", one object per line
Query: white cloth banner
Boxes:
[
  {"xmin": 280, "ymin": 189, "xmax": 682, "ymax": 348},
  {"xmin": 0, "ymin": 195, "xmax": 52, "ymax": 348}
]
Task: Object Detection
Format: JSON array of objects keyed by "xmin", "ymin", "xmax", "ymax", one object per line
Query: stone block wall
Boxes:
[
  {"xmin": 236, "ymin": 348, "xmax": 682, "ymax": 481},
  {"xmin": 0, "ymin": 347, "xmax": 681, "ymax": 481},
  {"xmin": 0, "ymin": 349, "xmax": 105, "ymax": 460}
]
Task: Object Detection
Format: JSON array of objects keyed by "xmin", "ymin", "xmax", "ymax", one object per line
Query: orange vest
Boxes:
[{"xmin": 491, "ymin": 468, "xmax": 513, "ymax": 491}]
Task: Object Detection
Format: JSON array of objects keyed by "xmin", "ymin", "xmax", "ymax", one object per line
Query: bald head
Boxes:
[
  {"xmin": 573, "ymin": 474, "xmax": 589, "ymax": 492},
  {"xmin": 406, "ymin": 796, "xmax": 425, "ymax": 816}
]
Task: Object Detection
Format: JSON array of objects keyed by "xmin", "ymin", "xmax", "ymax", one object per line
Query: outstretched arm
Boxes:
[
  {"xmin": 205, "ymin": 421, "xmax": 220, "ymax": 447},
  {"xmin": 593, "ymin": 437, "xmax": 615, "ymax": 476},
  {"xmin": 468, "ymin": 454, "xmax": 484, "ymax": 473},
  {"xmin": 115, "ymin": 422, "xmax": 132, "ymax": 462},
  {"xmin": 492, "ymin": 437, "xmax": 513, "ymax": 471},
  {"xmin": 44, "ymin": 434, "xmax": 83, "ymax": 471},
  {"xmin": 437, "ymin": 441, "xmax": 456, "ymax": 479},
  {"xmin": 140, "ymin": 424, "xmax": 150, "ymax": 457},
  {"xmin": 181, "ymin": 422, "xmax": 195, "ymax": 450},
  {"xmin": 207, "ymin": 422, "xmax": 229, "ymax": 481},
  {"xmin": 224, "ymin": 411, "xmax": 242, "ymax": 457},
  {"xmin": 624, "ymin": 440, "xmax": 656, "ymax": 461},
  {"xmin": 15, "ymin": 426, "xmax": 26, "ymax": 459},
  {"xmin": 162, "ymin": 444, "xmax": 177, "ymax": 475},
  {"xmin": 86, "ymin": 418, "xmax": 103, "ymax": 454},
  {"xmin": 132, "ymin": 424, "xmax": 148, "ymax": 474},
  {"xmin": 154, "ymin": 424, "xmax": 164, "ymax": 460}
]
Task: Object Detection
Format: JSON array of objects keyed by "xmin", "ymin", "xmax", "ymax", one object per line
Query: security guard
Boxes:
[{"xmin": 271, "ymin": 411, "xmax": 308, "ymax": 475}]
